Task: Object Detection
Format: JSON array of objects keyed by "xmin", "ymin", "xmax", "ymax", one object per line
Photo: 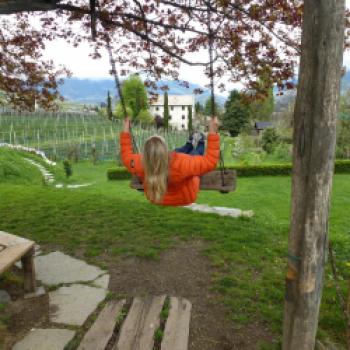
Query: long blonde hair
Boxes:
[{"xmin": 143, "ymin": 135, "xmax": 169, "ymax": 203}]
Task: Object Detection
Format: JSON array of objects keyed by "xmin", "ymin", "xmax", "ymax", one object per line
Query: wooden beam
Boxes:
[
  {"xmin": 282, "ymin": 1, "xmax": 345, "ymax": 349},
  {"xmin": 78, "ymin": 299, "xmax": 126, "ymax": 350},
  {"xmin": 114, "ymin": 295, "xmax": 166, "ymax": 350},
  {"xmin": 0, "ymin": 242, "xmax": 34, "ymax": 274},
  {"xmin": 21, "ymin": 247, "xmax": 36, "ymax": 293},
  {"xmin": 0, "ymin": 1, "xmax": 60, "ymax": 15},
  {"xmin": 161, "ymin": 297, "xmax": 191, "ymax": 350}
]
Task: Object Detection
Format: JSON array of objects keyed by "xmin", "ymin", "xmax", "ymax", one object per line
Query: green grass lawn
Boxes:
[{"xmin": 0, "ymin": 154, "xmax": 349, "ymax": 348}]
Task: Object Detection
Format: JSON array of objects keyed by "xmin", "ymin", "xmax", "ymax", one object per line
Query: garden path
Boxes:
[{"xmin": 12, "ymin": 250, "xmax": 110, "ymax": 350}]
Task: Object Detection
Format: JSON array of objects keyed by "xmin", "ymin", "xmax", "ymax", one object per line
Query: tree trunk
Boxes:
[{"xmin": 282, "ymin": 1, "xmax": 345, "ymax": 349}]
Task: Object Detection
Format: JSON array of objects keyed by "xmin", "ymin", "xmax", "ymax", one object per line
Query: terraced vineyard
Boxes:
[{"xmin": 0, "ymin": 110, "xmax": 187, "ymax": 161}]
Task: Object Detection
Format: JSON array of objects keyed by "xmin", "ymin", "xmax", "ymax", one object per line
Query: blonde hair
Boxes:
[{"xmin": 143, "ymin": 135, "xmax": 169, "ymax": 203}]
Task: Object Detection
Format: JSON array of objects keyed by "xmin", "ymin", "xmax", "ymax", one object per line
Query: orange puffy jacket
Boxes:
[{"xmin": 120, "ymin": 132, "xmax": 220, "ymax": 206}]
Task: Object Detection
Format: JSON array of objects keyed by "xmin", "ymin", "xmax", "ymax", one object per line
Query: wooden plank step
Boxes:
[
  {"xmin": 78, "ymin": 299, "xmax": 126, "ymax": 350},
  {"xmin": 114, "ymin": 295, "xmax": 166, "ymax": 350},
  {"xmin": 161, "ymin": 297, "xmax": 192, "ymax": 350}
]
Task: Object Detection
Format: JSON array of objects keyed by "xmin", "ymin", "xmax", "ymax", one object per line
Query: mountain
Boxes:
[{"xmin": 58, "ymin": 78, "xmax": 227, "ymax": 106}]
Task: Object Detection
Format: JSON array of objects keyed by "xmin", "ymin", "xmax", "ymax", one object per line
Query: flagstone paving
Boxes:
[
  {"xmin": 13, "ymin": 328, "xmax": 75, "ymax": 350},
  {"xmin": 12, "ymin": 249, "xmax": 110, "ymax": 349},
  {"xmin": 184, "ymin": 203, "xmax": 254, "ymax": 218},
  {"xmin": 49, "ymin": 284, "xmax": 107, "ymax": 326},
  {"xmin": 93, "ymin": 274, "xmax": 110, "ymax": 289},
  {"xmin": 35, "ymin": 251, "xmax": 105, "ymax": 285}
]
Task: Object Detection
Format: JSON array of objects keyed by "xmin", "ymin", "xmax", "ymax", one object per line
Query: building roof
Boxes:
[
  {"xmin": 254, "ymin": 122, "xmax": 273, "ymax": 130},
  {"xmin": 151, "ymin": 94, "xmax": 194, "ymax": 106}
]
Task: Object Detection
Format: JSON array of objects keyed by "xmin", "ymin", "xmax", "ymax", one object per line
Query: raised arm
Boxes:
[{"xmin": 119, "ymin": 118, "xmax": 144, "ymax": 177}]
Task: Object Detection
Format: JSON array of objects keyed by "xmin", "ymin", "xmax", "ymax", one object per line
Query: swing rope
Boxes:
[
  {"xmin": 105, "ymin": 34, "xmax": 139, "ymax": 153},
  {"xmin": 207, "ymin": 2, "xmax": 227, "ymax": 190}
]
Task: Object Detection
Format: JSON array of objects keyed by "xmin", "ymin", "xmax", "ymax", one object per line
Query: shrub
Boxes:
[
  {"xmin": 107, "ymin": 167, "xmax": 131, "ymax": 180},
  {"xmin": 270, "ymin": 143, "xmax": 292, "ymax": 162},
  {"xmin": 91, "ymin": 145, "xmax": 99, "ymax": 165},
  {"xmin": 335, "ymin": 159, "xmax": 350, "ymax": 173},
  {"xmin": 107, "ymin": 160, "xmax": 350, "ymax": 180},
  {"xmin": 262, "ymin": 128, "xmax": 280, "ymax": 154},
  {"xmin": 63, "ymin": 160, "xmax": 73, "ymax": 178},
  {"xmin": 231, "ymin": 163, "xmax": 292, "ymax": 177}
]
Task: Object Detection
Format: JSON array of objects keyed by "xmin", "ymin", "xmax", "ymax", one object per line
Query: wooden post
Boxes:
[
  {"xmin": 21, "ymin": 247, "xmax": 37, "ymax": 293},
  {"xmin": 282, "ymin": 1, "xmax": 345, "ymax": 349}
]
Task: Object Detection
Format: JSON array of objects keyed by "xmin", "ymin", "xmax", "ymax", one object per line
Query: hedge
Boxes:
[{"xmin": 107, "ymin": 160, "xmax": 350, "ymax": 180}]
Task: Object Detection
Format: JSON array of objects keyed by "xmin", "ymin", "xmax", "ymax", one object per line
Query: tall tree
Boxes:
[
  {"xmin": 187, "ymin": 105, "xmax": 193, "ymax": 133},
  {"xmin": 195, "ymin": 102, "xmax": 204, "ymax": 115},
  {"xmin": 250, "ymin": 87, "xmax": 275, "ymax": 121},
  {"xmin": 222, "ymin": 90, "xmax": 250, "ymax": 136},
  {"xmin": 163, "ymin": 91, "xmax": 169, "ymax": 131},
  {"xmin": 282, "ymin": 1, "xmax": 345, "ymax": 349},
  {"xmin": 204, "ymin": 97, "xmax": 221, "ymax": 117},
  {"xmin": 114, "ymin": 74, "xmax": 152, "ymax": 124},
  {"xmin": 106, "ymin": 90, "xmax": 113, "ymax": 120}
]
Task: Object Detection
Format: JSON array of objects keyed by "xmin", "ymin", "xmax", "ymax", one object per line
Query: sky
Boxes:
[{"xmin": 41, "ymin": 1, "xmax": 350, "ymax": 91}]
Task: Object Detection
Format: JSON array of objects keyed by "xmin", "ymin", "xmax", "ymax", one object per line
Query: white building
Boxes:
[{"xmin": 149, "ymin": 95, "xmax": 195, "ymax": 130}]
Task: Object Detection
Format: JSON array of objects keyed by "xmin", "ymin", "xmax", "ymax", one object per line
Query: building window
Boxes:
[
  {"xmin": 169, "ymin": 115, "xmax": 172, "ymax": 120},
  {"xmin": 182, "ymin": 115, "xmax": 185, "ymax": 120},
  {"xmin": 156, "ymin": 106, "xmax": 159, "ymax": 111},
  {"xmin": 171, "ymin": 106, "xmax": 174, "ymax": 111},
  {"xmin": 182, "ymin": 106, "xmax": 186, "ymax": 111},
  {"xmin": 182, "ymin": 124, "xmax": 185, "ymax": 129}
]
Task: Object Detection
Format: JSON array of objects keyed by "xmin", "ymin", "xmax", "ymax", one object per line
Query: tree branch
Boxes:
[
  {"xmin": 55, "ymin": 3, "xmax": 210, "ymax": 66},
  {"xmin": 158, "ymin": 0, "xmax": 300, "ymax": 52}
]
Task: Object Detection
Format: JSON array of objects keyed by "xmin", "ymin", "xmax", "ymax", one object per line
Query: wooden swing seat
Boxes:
[{"xmin": 130, "ymin": 169, "xmax": 237, "ymax": 194}]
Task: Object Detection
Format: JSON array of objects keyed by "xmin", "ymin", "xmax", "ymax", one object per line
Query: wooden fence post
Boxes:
[{"xmin": 282, "ymin": 1, "xmax": 345, "ymax": 349}]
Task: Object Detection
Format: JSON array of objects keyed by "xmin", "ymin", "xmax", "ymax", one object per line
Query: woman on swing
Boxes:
[{"xmin": 120, "ymin": 116, "xmax": 220, "ymax": 206}]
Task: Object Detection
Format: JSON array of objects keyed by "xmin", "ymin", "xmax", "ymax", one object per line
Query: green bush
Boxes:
[
  {"xmin": 230, "ymin": 163, "xmax": 292, "ymax": 177},
  {"xmin": 262, "ymin": 128, "xmax": 280, "ymax": 154},
  {"xmin": 269, "ymin": 143, "xmax": 292, "ymax": 162},
  {"xmin": 107, "ymin": 167, "xmax": 132, "ymax": 180},
  {"xmin": 107, "ymin": 160, "xmax": 350, "ymax": 179},
  {"xmin": 335, "ymin": 159, "xmax": 350, "ymax": 173},
  {"xmin": 63, "ymin": 160, "xmax": 73, "ymax": 178}
]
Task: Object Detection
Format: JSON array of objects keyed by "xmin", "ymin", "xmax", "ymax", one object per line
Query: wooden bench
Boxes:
[
  {"xmin": 0, "ymin": 231, "xmax": 36, "ymax": 293},
  {"xmin": 78, "ymin": 295, "xmax": 191, "ymax": 350}
]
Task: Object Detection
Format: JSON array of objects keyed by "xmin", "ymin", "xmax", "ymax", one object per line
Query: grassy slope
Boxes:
[
  {"xmin": 0, "ymin": 148, "xmax": 43, "ymax": 184},
  {"xmin": 0, "ymin": 161, "xmax": 349, "ymax": 348}
]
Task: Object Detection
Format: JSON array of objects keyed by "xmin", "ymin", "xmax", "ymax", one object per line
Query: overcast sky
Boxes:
[{"xmin": 42, "ymin": 1, "xmax": 350, "ymax": 91}]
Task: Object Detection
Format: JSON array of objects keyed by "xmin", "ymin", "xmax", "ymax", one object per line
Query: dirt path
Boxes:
[
  {"xmin": 1, "ymin": 240, "xmax": 274, "ymax": 349},
  {"xmin": 109, "ymin": 240, "xmax": 274, "ymax": 350}
]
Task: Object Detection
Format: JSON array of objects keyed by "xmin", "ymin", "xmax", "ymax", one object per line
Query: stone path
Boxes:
[
  {"xmin": 12, "ymin": 249, "xmax": 110, "ymax": 350},
  {"xmin": 12, "ymin": 329, "xmax": 75, "ymax": 350},
  {"xmin": 25, "ymin": 158, "xmax": 54, "ymax": 184},
  {"xmin": 184, "ymin": 203, "xmax": 254, "ymax": 218},
  {"xmin": 0, "ymin": 143, "xmax": 56, "ymax": 166},
  {"xmin": 24, "ymin": 157, "xmax": 94, "ymax": 189}
]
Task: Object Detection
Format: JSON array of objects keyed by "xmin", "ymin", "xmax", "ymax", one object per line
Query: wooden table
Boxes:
[{"xmin": 0, "ymin": 231, "xmax": 36, "ymax": 293}]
